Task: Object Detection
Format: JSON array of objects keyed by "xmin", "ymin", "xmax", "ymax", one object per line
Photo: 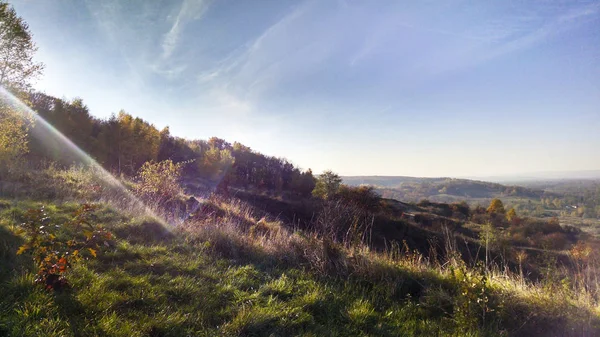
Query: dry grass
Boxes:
[
  {"xmin": 4, "ymin": 165, "xmax": 600, "ymax": 335},
  {"xmin": 176, "ymin": 194, "xmax": 600, "ymax": 335}
]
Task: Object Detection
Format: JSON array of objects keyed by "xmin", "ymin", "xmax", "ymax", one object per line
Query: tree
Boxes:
[
  {"xmin": 486, "ymin": 198, "xmax": 505, "ymax": 214},
  {"xmin": 292, "ymin": 168, "xmax": 316, "ymax": 197},
  {"xmin": 0, "ymin": 1, "xmax": 43, "ymax": 90},
  {"xmin": 506, "ymin": 208, "xmax": 517, "ymax": 222},
  {"xmin": 202, "ymin": 145, "xmax": 235, "ymax": 180},
  {"xmin": 0, "ymin": 2, "xmax": 43, "ymax": 171},
  {"xmin": 312, "ymin": 170, "xmax": 342, "ymax": 200},
  {"xmin": 114, "ymin": 111, "xmax": 160, "ymax": 175},
  {"xmin": 0, "ymin": 99, "xmax": 28, "ymax": 170}
]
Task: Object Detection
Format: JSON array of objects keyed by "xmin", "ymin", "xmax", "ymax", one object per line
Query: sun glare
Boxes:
[{"xmin": 0, "ymin": 86, "xmax": 169, "ymax": 228}]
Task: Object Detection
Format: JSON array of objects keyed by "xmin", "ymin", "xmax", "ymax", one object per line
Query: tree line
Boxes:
[{"xmin": 22, "ymin": 92, "xmax": 317, "ymax": 196}]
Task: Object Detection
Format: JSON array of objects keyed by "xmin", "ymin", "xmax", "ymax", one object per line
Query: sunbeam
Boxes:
[{"xmin": 0, "ymin": 86, "xmax": 170, "ymax": 228}]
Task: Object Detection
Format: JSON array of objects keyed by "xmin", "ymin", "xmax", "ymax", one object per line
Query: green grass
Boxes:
[
  {"xmin": 0, "ymin": 200, "xmax": 440, "ymax": 336},
  {"xmin": 1, "ymin": 198, "xmax": 599, "ymax": 336}
]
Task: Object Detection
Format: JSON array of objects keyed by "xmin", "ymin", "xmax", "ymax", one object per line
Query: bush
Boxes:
[
  {"xmin": 336, "ymin": 185, "xmax": 380, "ymax": 212},
  {"xmin": 417, "ymin": 199, "xmax": 431, "ymax": 207},
  {"xmin": 541, "ymin": 232, "xmax": 569, "ymax": 250},
  {"xmin": 135, "ymin": 159, "xmax": 184, "ymax": 204},
  {"xmin": 450, "ymin": 201, "xmax": 470, "ymax": 219},
  {"xmin": 15, "ymin": 204, "xmax": 112, "ymax": 290},
  {"xmin": 448, "ymin": 259, "xmax": 497, "ymax": 332}
]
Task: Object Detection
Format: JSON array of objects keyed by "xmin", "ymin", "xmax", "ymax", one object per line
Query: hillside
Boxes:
[{"xmin": 2, "ymin": 162, "xmax": 600, "ymax": 336}]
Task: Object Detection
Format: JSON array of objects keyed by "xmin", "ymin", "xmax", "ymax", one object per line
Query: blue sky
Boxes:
[{"xmin": 10, "ymin": 0, "xmax": 600, "ymax": 177}]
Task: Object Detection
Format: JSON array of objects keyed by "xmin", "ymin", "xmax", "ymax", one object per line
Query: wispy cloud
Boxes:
[
  {"xmin": 476, "ymin": 3, "xmax": 599, "ymax": 64},
  {"xmin": 162, "ymin": 0, "xmax": 211, "ymax": 60},
  {"xmin": 189, "ymin": 1, "xmax": 317, "ymax": 117},
  {"xmin": 409, "ymin": 2, "xmax": 600, "ymax": 76}
]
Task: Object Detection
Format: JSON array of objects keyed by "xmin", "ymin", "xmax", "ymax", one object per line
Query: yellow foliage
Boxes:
[
  {"xmin": 506, "ymin": 208, "xmax": 517, "ymax": 221},
  {"xmin": 0, "ymin": 101, "xmax": 30, "ymax": 167},
  {"xmin": 486, "ymin": 198, "xmax": 505, "ymax": 214}
]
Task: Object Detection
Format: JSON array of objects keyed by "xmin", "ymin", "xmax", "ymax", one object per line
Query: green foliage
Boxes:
[
  {"xmin": 15, "ymin": 204, "xmax": 112, "ymax": 290},
  {"xmin": 449, "ymin": 260, "xmax": 497, "ymax": 333},
  {"xmin": 479, "ymin": 222, "xmax": 503, "ymax": 267},
  {"xmin": 202, "ymin": 144, "xmax": 235, "ymax": 179},
  {"xmin": 135, "ymin": 159, "xmax": 184, "ymax": 203},
  {"xmin": 312, "ymin": 170, "xmax": 342, "ymax": 200},
  {"xmin": 0, "ymin": 1, "xmax": 44, "ymax": 90},
  {"xmin": 1, "ymin": 196, "xmax": 599, "ymax": 336},
  {"xmin": 0, "ymin": 0, "xmax": 44, "ymax": 172}
]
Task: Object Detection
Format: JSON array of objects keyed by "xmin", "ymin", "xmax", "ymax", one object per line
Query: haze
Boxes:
[{"xmin": 11, "ymin": 0, "xmax": 600, "ymax": 177}]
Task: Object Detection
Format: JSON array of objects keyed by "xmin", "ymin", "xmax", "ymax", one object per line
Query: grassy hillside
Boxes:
[{"xmin": 1, "ymin": 167, "xmax": 600, "ymax": 336}]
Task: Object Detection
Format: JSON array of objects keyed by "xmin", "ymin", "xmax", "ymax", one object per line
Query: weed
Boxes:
[{"xmin": 15, "ymin": 204, "xmax": 112, "ymax": 290}]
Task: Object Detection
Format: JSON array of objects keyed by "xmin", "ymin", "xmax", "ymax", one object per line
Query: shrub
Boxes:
[
  {"xmin": 135, "ymin": 159, "xmax": 184, "ymax": 204},
  {"xmin": 336, "ymin": 185, "xmax": 380, "ymax": 212},
  {"xmin": 470, "ymin": 212, "xmax": 490, "ymax": 225},
  {"xmin": 450, "ymin": 201, "xmax": 470, "ymax": 219},
  {"xmin": 15, "ymin": 204, "xmax": 112, "ymax": 290},
  {"xmin": 417, "ymin": 199, "xmax": 431, "ymax": 207},
  {"xmin": 540, "ymin": 232, "xmax": 569, "ymax": 250},
  {"xmin": 449, "ymin": 260, "xmax": 497, "ymax": 332}
]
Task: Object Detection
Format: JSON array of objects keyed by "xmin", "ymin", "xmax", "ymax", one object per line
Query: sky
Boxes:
[{"xmin": 9, "ymin": 0, "xmax": 600, "ymax": 177}]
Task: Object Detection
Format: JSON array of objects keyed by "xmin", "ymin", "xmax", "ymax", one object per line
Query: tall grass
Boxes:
[
  {"xmin": 180, "ymin": 195, "xmax": 600, "ymax": 335},
  {"xmin": 2, "ymin": 164, "xmax": 600, "ymax": 335}
]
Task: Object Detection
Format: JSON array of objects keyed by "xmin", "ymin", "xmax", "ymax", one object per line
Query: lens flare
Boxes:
[{"xmin": 0, "ymin": 87, "xmax": 169, "ymax": 228}]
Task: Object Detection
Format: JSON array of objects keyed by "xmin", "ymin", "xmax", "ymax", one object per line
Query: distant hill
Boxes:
[
  {"xmin": 343, "ymin": 176, "xmax": 551, "ymax": 203},
  {"xmin": 466, "ymin": 170, "xmax": 600, "ymax": 183}
]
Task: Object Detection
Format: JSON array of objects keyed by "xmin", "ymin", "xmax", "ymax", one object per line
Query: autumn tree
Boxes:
[
  {"xmin": 506, "ymin": 208, "xmax": 517, "ymax": 222},
  {"xmin": 487, "ymin": 198, "xmax": 505, "ymax": 214},
  {"xmin": 112, "ymin": 111, "xmax": 161, "ymax": 175},
  {"xmin": 27, "ymin": 95, "xmax": 97, "ymax": 165},
  {"xmin": 0, "ymin": 98, "xmax": 28, "ymax": 169},
  {"xmin": 312, "ymin": 170, "xmax": 342, "ymax": 200}
]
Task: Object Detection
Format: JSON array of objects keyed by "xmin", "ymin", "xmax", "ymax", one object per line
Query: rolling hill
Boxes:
[{"xmin": 342, "ymin": 176, "xmax": 552, "ymax": 203}]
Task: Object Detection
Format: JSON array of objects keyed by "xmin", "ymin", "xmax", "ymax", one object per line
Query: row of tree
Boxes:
[{"xmin": 23, "ymin": 92, "xmax": 317, "ymax": 196}]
